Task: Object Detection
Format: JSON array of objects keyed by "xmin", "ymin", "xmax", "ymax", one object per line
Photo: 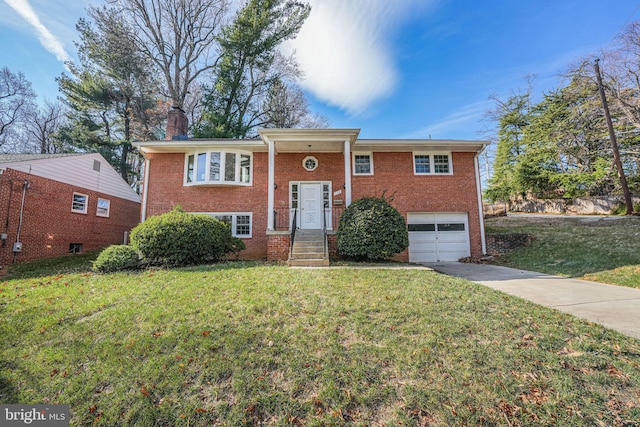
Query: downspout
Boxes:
[
  {"xmin": 13, "ymin": 180, "xmax": 29, "ymax": 263},
  {"xmin": 267, "ymin": 139, "xmax": 275, "ymax": 230},
  {"xmin": 3, "ymin": 178, "xmax": 13, "ymax": 246},
  {"xmin": 141, "ymin": 158, "xmax": 150, "ymax": 222},
  {"xmin": 474, "ymin": 152, "xmax": 487, "ymax": 255}
]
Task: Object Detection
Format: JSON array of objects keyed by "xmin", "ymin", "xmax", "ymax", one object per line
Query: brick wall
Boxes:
[
  {"xmin": 0, "ymin": 168, "xmax": 140, "ymax": 267},
  {"xmin": 144, "ymin": 150, "xmax": 484, "ymax": 261},
  {"xmin": 266, "ymin": 233, "xmax": 290, "ymax": 261},
  {"xmin": 486, "ymin": 233, "xmax": 531, "ymax": 255},
  {"xmin": 144, "ymin": 152, "xmax": 270, "ymax": 259},
  {"xmin": 352, "ymin": 152, "xmax": 483, "ymax": 260}
]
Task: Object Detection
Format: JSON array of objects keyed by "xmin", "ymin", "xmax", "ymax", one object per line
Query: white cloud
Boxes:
[
  {"xmin": 3, "ymin": 0, "xmax": 70, "ymax": 63},
  {"xmin": 282, "ymin": 0, "xmax": 431, "ymax": 115},
  {"xmin": 403, "ymin": 100, "xmax": 492, "ymax": 140}
]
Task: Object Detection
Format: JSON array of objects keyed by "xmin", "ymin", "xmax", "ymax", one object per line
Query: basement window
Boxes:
[
  {"xmin": 191, "ymin": 212, "xmax": 252, "ymax": 238},
  {"xmin": 69, "ymin": 243, "xmax": 83, "ymax": 254}
]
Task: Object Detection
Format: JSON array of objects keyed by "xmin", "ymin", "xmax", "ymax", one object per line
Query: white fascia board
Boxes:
[
  {"xmin": 353, "ymin": 139, "xmax": 490, "ymax": 153},
  {"xmin": 134, "ymin": 139, "xmax": 268, "ymax": 155}
]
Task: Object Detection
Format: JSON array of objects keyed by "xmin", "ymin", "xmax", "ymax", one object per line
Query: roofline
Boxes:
[
  {"xmin": 0, "ymin": 152, "xmax": 92, "ymax": 165},
  {"xmin": 258, "ymin": 128, "xmax": 361, "ymax": 144},
  {"xmin": 133, "ymin": 133, "xmax": 490, "ymax": 155},
  {"xmin": 353, "ymin": 138, "xmax": 490, "ymax": 152},
  {"xmin": 133, "ymin": 139, "xmax": 267, "ymax": 154}
]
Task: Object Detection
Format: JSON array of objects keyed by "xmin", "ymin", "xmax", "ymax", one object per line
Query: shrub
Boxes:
[
  {"xmin": 337, "ymin": 195, "xmax": 409, "ymax": 260},
  {"xmin": 130, "ymin": 207, "xmax": 242, "ymax": 266},
  {"xmin": 93, "ymin": 245, "xmax": 140, "ymax": 273}
]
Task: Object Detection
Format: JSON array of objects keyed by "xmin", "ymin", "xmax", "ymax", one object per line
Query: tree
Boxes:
[
  {"xmin": 109, "ymin": 0, "xmax": 230, "ymax": 110},
  {"xmin": 262, "ymin": 78, "xmax": 329, "ymax": 128},
  {"xmin": 58, "ymin": 5, "xmax": 164, "ymax": 184},
  {"xmin": 485, "ymin": 82, "xmax": 533, "ymax": 202},
  {"xmin": 194, "ymin": 0, "xmax": 311, "ymax": 138},
  {"xmin": 486, "ymin": 21, "xmax": 640, "ymax": 204},
  {"xmin": 0, "ymin": 67, "xmax": 36, "ymax": 148},
  {"xmin": 24, "ymin": 100, "xmax": 68, "ymax": 154}
]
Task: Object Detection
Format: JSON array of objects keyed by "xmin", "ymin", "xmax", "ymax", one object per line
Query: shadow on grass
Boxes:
[
  {"xmin": 2, "ymin": 251, "xmax": 100, "ymax": 281},
  {"xmin": 3, "ymin": 253, "xmax": 274, "ymax": 281},
  {"xmin": 0, "ymin": 361, "xmax": 20, "ymax": 404}
]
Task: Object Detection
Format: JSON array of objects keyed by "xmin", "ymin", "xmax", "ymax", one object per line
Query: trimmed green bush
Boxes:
[
  {"xmin": 93, "ymin": 245, "xmax": 140, "ymax": 273},
  {"xmin": 337, "ymin": 195, "xmax": 409, "ymax": 260},
  {"xmin": 130, "ymin": 207, "xmax": 244, "ymax": 266}
]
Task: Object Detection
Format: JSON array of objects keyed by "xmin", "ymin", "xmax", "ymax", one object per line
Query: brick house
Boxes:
[
  {"xmin": 134, "ymin": 109, "xmax": 489, "ymax": 265},
  {"xmin": 0, "ymin": 153, "xmax": 141, "ymax": 268}
]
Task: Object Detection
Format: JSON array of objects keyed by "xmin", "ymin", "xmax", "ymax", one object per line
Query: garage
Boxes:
[{"xmin": 408, "ymin": 212, "xmax": 470, "ymax": 262}]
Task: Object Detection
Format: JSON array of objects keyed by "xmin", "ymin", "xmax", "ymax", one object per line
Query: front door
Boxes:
[{"xmin": 300, "ymin": 183, "xmax": 323, "ymax": 229}]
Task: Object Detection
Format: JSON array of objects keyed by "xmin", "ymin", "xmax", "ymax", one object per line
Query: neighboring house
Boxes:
[
  {"xmin": 134, "ymin": 109, "xmax": 489, "ymax": 265},
  {"xmin": 0, "ymin": 153, "xmax": 141, "ymax": 268}
]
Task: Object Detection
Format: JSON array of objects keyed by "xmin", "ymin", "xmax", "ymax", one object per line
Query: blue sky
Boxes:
[{"xmin": 1, "ymin": 0, "xmax": 639, "ymax": 141}]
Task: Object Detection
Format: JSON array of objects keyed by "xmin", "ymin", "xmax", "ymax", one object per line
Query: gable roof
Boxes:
[{"xmin": 0, "ymin": 153, "xmax": 141, "ymax": 203}]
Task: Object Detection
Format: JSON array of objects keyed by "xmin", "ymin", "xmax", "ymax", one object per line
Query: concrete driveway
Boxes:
[{"xmin": 425, "ymin": 262, "xmax": 640, "ymax": 340}]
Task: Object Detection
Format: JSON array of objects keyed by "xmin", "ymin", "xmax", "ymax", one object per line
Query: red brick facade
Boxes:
[
  {"xmin": 142, "ymin": 148, "xmax": 485, "ymax": 262},
  {"xmin": 0, "ymin": 168, "xmax": 140, "ymax": 267},
  {"xmin": 352, "ymin": 151, "xmax": 484, "ymax": 260}
]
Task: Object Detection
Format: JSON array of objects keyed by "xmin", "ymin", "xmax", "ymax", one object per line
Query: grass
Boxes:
[
  {"xmin": 485, "ymin": 215, "xmax": 640, "ymax": 288},
  {"xmin": 1, "ymin": 261, "xmax": 639, "ymax": 426},
  {"xmin": 2, "ymin": 251, "xmax": 100, "ymax": 280}
]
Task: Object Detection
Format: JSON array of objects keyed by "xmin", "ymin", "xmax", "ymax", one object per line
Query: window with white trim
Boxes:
[
  {"xmin": 197, "ymin": 213, "xmax": 252, "ymax": 238},
  {"xmin": 413, "ymin": 153, "xmax": 452, "ymax": 175},
  {"xmin": 353, "ymin": 153, "xmax": 373, "ymax": 175},
  {"xmin": 72, "ymin": 192, "xmax": 88, "ymax": 214},
  {"xmin": 97, "ymin": 198, "xmax": 110, "ymax": 217},
  {"xmin": 185, "ymin": 151, "xmax": 252, "ymax": 185}
]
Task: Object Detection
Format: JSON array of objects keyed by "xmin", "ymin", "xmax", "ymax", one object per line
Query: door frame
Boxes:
[
  {"xmin": 290, "ymin": 181, "xmax": 332, "ymax": 230},
  {"xmin": 407, "ymin": 212, "xmax": 470, "ymax": 262}
]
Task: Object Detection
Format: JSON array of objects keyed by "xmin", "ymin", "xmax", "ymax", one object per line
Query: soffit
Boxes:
[
  {"xmin": 258, "ymin": 128, "xmax": 361, "ymax": 153},
  {"xmin": 133, "ymin": 133, "xmax": 490, "ymax": 155},
  {"xmin": 133, "ymin": 139, "xmax": 267, "ymax": 154}
]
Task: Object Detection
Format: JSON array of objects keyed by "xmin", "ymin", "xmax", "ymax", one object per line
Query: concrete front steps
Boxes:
[{"xmin": 288, "ymin": 229, "xmax": 329, "ymax": 267}]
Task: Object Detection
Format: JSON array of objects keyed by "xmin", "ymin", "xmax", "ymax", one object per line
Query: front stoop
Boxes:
[{"xmin": 288, "ymin": 230, "xmax": 330, "ymax": 267}]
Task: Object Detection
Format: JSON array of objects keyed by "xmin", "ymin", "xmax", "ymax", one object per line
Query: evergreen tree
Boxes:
[
  {"xmin": 194, "ymin": 0, "xmax": 311, "ymax": 138},
  {"xmin": 58, "ymin": 6, "xmax": 163, "ymax": 185}
]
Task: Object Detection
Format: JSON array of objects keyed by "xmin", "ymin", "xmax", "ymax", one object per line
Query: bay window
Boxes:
[{"xmin": 185, "ymin": 150, "xmax": 252, "ymax": 185}]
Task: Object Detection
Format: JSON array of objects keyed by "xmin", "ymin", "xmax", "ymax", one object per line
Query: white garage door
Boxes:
[{"xmin": 408, "ymin": 212, "xmax": 470, "ymax": 262}]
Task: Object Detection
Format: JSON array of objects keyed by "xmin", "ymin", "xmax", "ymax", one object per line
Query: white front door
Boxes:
[{"xmin": 300, "ymin": 183, "xmax": 323, "ymax": 229}]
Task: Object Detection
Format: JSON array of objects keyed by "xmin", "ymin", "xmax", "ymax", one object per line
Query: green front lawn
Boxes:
[
  {"xmin": 1, "ymin": 263, "xmax": 639, "ymax": 426},
  {"xmin": 486, "ymin": 215, "xmax": 640, "ymax": 288}
]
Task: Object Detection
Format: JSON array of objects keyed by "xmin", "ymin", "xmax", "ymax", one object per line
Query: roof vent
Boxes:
[{"xmin": 93, "ymin": 160, "xmax": 101, "ymax": 171}]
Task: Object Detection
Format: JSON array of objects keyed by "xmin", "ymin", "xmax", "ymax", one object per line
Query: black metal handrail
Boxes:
[
  {"xmin": 290, "ymin": 208, "xmax": 298, "ymax": 254},
  {"xmin": 323, "ymin": 206, "xmax": 328, "ymax": 257}
]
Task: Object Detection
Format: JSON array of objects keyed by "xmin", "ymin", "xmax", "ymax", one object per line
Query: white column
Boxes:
[
  {"xmin": 344, "ymin": 139, "xmax": 352, "ymax": 206},
  {"xmin": 267, "ymin": 139, "xmax": 275, "ymax": 230}
]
